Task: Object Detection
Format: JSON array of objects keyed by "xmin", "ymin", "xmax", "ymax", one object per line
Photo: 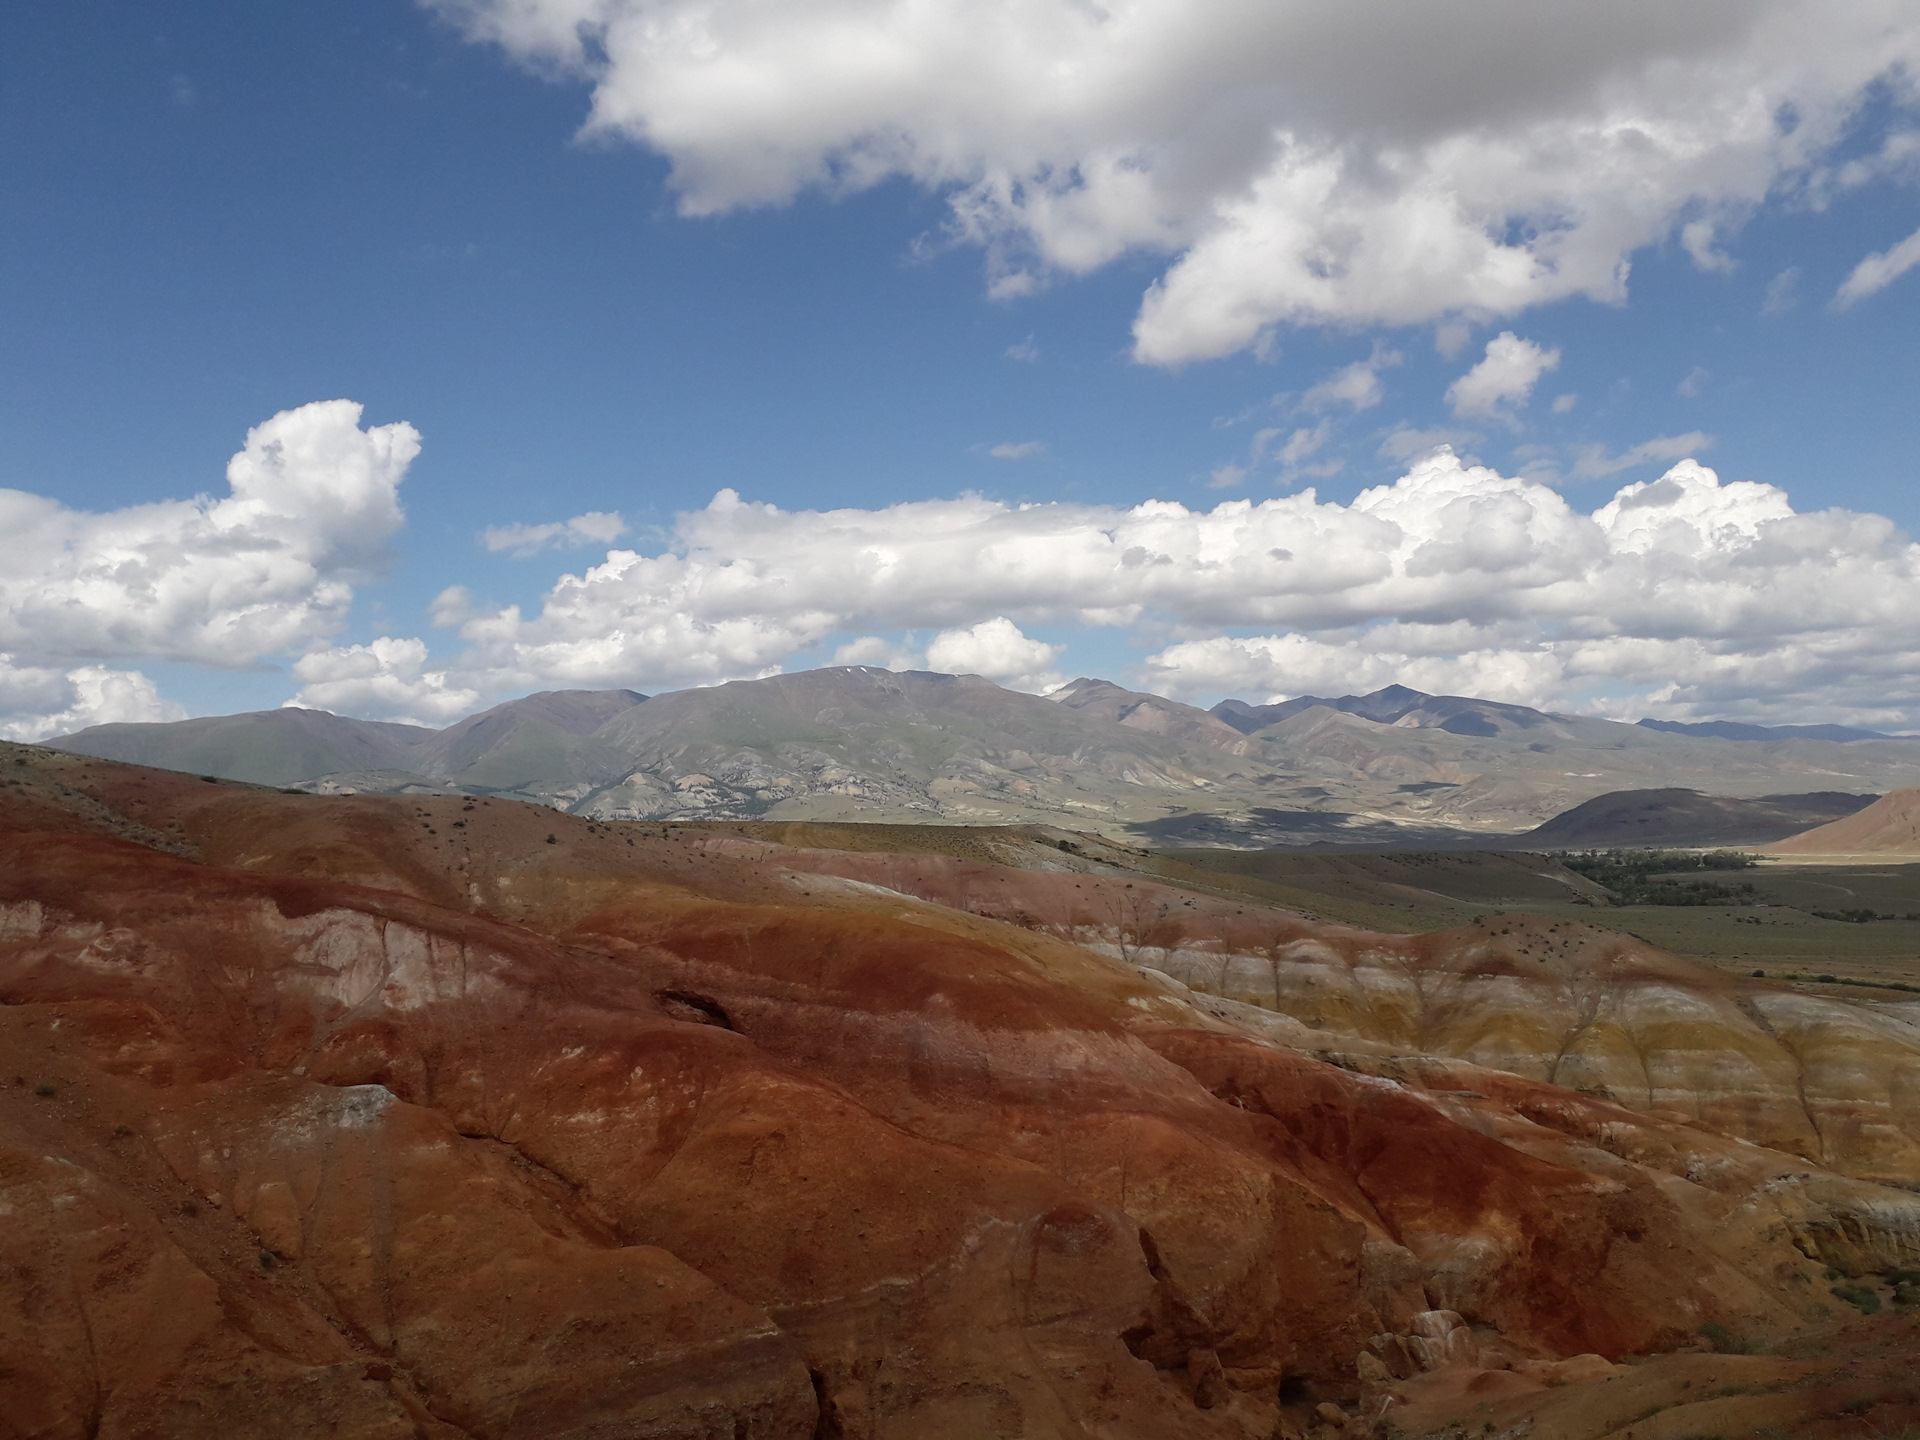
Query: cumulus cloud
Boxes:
[
  {"xmin": 0, "ymin": 659, "xmax": 183, "ymax": 742},
  {"xmin": 482, "ymin": 510, "xmax": 629, "ymax": 555},
  {"xmin": 1139, "ymin": 634, "xmax": 1572, "ymax": 713},
  {"xmin": 431, "ymin": 0, "xmax": 1920, "ymax": 363},
  {"xmin": 1445, "ymin": 332, "xmax": 1560, "ymax": 421},
  {"xmin": 288, "ymin": 637, "xmax": 481, "ymax": 726},
  {"xmin": 397, "ymin": 449, "xmax": 1912, "ymax": 721},
  {"xmin": 1833, "ymin": 223, "xmax": 1920, "ymax": 308},
  {"xmin": 0, "ymin": 399, "xmax": 417, "ymax": 736},
  {"xmin": 924, "ymin": 617, "xmax": 1064, "ymax": 692},
  {"xmin": 17, "ymin": 396, "xmax": 1917, "ymax": 730},
  {"xmin": 398, "ymin": 448, "xmax": 1920, "ymax": 724},
  {"xmin": 831, "ymin": 635, "xmax": 917, "ymax": 670},
  {"xmin": 0, "ymin": 399, "xmax": 415, "ymax": 668},
  {"xmin": 987, "ymin": 441, "xmax": 1047, "ymax": 459}
]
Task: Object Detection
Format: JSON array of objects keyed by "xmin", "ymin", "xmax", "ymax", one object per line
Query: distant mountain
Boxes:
[
  {"xmin": 1768, "ymin": 785, "xmax": 1920, "ymax": 855},
  {"xmin": 1213, "ymin": 684, "xmax": 1560, "ymax": 738},
  {"xmin": 1514, "ymin": 788, "xmax": 1878, "ymax": 849},
  {"xmin": 43, "ymin": 668, "xmax": 1920, "ymax": 845},
  {"xmin": 413, "ymin": 689, "xmax": 648, "ymax": 792},
  {"xmin": 1051, "ymin": 677, "xmax": 1252, "ymax": 753},
  {"xmin": 1637, "ymin": 718, "xmax": 1898, "ymax": 743},
  {"xmin": 45, "ymin": 706, "xmax": 437, "ymax": 787}
]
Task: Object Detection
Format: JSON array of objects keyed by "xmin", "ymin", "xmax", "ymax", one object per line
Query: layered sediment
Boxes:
[{"xmin": 3, "ymin": 743, "xmax": 1917, "ymax": 1439}]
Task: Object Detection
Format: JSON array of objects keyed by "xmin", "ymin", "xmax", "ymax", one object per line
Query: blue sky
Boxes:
[{"xmin": 3, "ymin": 0, "xmax": 1919, "ymax": 735}]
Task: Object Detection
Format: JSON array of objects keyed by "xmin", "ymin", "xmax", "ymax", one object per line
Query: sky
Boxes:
[{"xmin": 3, "ymin": 0, "xmax": 1919, "ymax": 737}]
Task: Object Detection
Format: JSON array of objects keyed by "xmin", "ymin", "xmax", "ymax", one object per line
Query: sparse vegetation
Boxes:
[
  {"xmin": 1557, "ymin": 849, "xmax": 1761, "ymax": 906},
  {"xmin": 1829, "ymin": 1282, "xmax": 1881, "ymax": 1314},
  {"xmin": 1695, "ymin": 1321, "xmax": 1754, "ymax": 1354},
  {"xmin": 1104, "ymin": 884, "xmax": 1185, "ymax": 967}
]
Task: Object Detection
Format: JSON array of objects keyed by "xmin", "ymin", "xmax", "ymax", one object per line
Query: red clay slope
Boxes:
[{"xmin": 0, "ymin": 743, "xmax": 1897, "ymax": 1440}]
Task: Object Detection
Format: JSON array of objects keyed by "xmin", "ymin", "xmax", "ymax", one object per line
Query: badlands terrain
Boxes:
[
  {"xmin": 48, "ymin": 668, "xmax": 1920, "ymax": 846},
  {"xmin": 4, "ymin": 739, "xmax": 1920, "ymax": 1439}
]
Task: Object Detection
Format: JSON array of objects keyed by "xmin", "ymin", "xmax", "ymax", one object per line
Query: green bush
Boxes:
[
  {"xmin": 1831, "ymin": 1283, "xmax": 1881, "ymax": 1315},
  {"xmin": 1696, "ymin": 1322, "xmax": 1751, "ymax": 1354}
]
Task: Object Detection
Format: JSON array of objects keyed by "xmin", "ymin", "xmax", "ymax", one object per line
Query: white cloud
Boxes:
[
  {"xmin": 923, "ymin": 617, "xmax": 1063, "ymax": 692},
  {"xmin": 1445, "ymin": 332, "xmax": 1561, "ymax": 421},
  {"xmin": 1433, "ymin": 322, "xmax": 1474, "ymax": 360},
  {"xmin": 1828, "ymin": 127, "xmax": 1920, "ymax": 194},
  {"xmin": 831, "ymin": 635, "xmax": 916, "ymax": 669},
  {"xmin": 1300, "ymin": 348, "xmax": 1402, "ymax": 413},
  {"xmin": 406, "ymin": 447, "xmax": 1920, "ymax": 723},
  {"xmin": 1206, "ymin": 462, "xmax": 1248, "ymax": 490},
  {"xmin": 1140, "ymin": 633, "xmax": 1571, "ymax": 711},
  {"xmin": 431, "ymin": 0, "xmax": 1920, "ymax": 363},
  {"xmin": 1833, "ymin": 223, "xmax": 1920, "ymax": 309},
  {"xmin": 1571, "ymin": 431, "xmax": 1715, "ymax": 479},
  {"xmin": 288, "ymin": 637, "xmax": 481, "ymax": 726},
  {"xmin": 1005, "ymin": 334, "xmax": 1040, "ymax": 362},
  {"xmin": 0, "ymin": 659, "xmax": 183, "ymax": 742},
  {"xmin": 1679, "ymin": 219, "xmax": 1737, "ymax": 274},
  {"xmin": 1268, "ymin": 422, "xmax": 1343, "ymax": 482},
  {"xmin": 482, "ymin": 510, "xmax": 629, "ymax": 555},
  {"xmin": 1378, "ymin": 428, "xmax": 1480, "ymax": 464},
  {"xmin": 987, "ymin": 440, "xmax": 1047, "ymax": 459},
  {"xmin": 1676, "ymin": 366, "xmax": 1709, "ymax": 398},
  {"xmin": 1762, "ymin": 266, "xmax": 1800, "ymax": 314},
  {"xmin": 0, "ymin": 399, "xmax": 415, "ymax": 669}
]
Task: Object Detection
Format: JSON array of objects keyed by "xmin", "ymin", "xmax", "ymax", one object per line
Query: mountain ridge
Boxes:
[
  {"xmin": 46, "ymin": 669, "xmax": 1920, "ymax": 845},
  {"xmin": 1637, "ymin": 717, "xmax": 1902, "ymax": 743},
  {"xmin": 1512, "ymin": 787, "xmax": 1879, "ymax": 849}
]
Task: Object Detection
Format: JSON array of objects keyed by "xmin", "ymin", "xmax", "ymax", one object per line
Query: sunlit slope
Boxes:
[{"xmin": 1770, "ymin": 785, "xmax": 1920, "ymax": 855}]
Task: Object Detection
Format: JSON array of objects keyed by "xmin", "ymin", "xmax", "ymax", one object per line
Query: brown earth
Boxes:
[
  {"xmin": 2, "ymin": 741, "xmax": 1917, "ymax": 1440},
  {"xmin": 1770, "ymin": 784, "xmax": 1920, "ymax": 856}
]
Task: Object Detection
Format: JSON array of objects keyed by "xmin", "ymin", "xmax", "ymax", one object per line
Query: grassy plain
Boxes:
[{"xmin": 1160, "ymin": 848, "xmax": 1920, "ymax": 993}]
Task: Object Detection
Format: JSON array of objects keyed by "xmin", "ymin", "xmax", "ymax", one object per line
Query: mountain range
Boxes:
[{"xmin": 47, "ymin": 667, "xmax": 1920, "ymax": 846}]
